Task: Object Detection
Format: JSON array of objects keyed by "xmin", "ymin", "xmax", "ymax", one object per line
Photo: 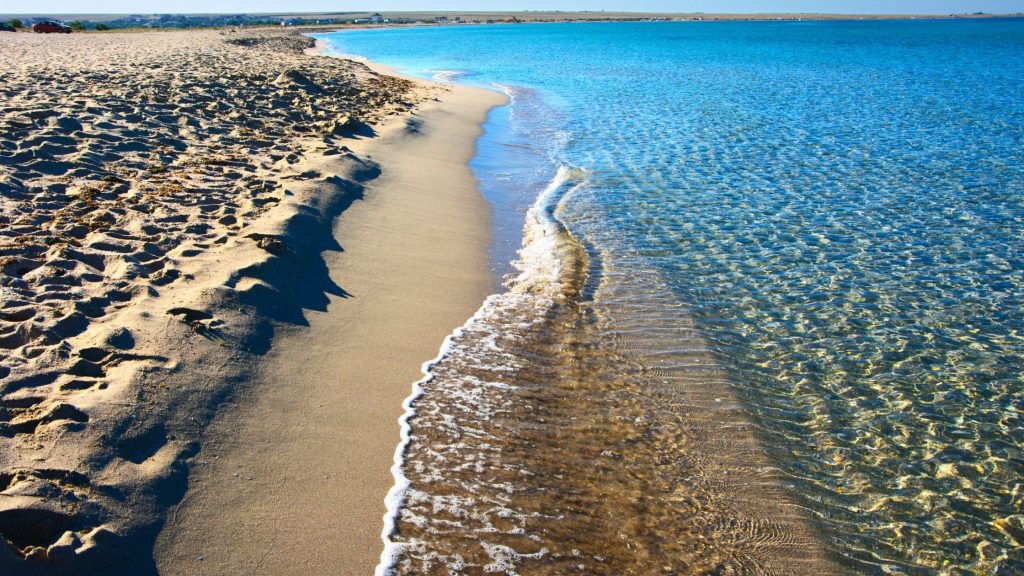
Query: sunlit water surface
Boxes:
[{"xmin": 319, "ymin": 19, "xmax": 1024, "ymax": 575}]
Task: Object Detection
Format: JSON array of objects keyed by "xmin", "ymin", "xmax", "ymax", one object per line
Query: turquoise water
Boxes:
[{"xmin": 319, "ymin": 20, "xmax": 1024, "ymax": 575}]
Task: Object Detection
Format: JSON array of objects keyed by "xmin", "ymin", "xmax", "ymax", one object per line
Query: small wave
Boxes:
[
  {"xmin": 431, "ymin": 69, "xmax": 470, "ymax": 83},
  {"xmin": 309, "ymin": 35, "xmax": 369, "ymax": 61},
  {"xmin": 506, "ymin": 165, "xmax": 589, "ymax": 300},
  {"xmin": 493, "ymin": 83, "xmax": 516, "ymax": 101},
  {"xmin": 377, "ymin": 166, "xmax": 588, "ymax": 576}
]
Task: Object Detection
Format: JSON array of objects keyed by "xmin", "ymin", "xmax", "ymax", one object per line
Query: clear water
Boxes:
[{"xmin": 318, "ymin": 19, "xmax": 1024, "ymax": 575}]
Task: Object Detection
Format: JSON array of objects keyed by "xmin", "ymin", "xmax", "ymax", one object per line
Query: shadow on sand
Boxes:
[{"xmin": 0, "ymin": 154, "xmax": 382, "ymax": 576}]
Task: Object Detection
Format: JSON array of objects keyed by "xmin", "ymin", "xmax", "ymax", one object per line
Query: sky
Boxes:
[{"xmin": 3, "ymin": 1, "xmax": 1023, "ymax": 14}]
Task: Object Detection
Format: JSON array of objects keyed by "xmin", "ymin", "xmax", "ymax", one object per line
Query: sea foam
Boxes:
[{"xmin": 376, "ymin": 166, "xmax": 585, "ymax": 575}]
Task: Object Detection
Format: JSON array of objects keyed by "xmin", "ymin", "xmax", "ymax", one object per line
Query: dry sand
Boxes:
[{"xmin": 0, "ymin": 28, "xmax": 502, "ymax": 574}]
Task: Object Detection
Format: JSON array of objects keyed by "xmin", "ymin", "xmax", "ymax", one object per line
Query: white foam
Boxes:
[
  {"xmin": 431, "ymin": 69, "xmax": 470, "ymax": 83},
  {"xmin": 508, "ymin": 165, "xmax": 587, "ymax": 299},
  {"xmin": 309, "ymin": 35, "xmax": 369, "ymax": 62},
  {"xmin": 481, "ymin": 543, "xmax": 550, "ymax": 575},
  {"xmin": 493, "ymin": 83, "xmax": 518, "ymax": 115},
  {"xmin": 376, "ymin": 296, "xmax": 499, "ymax": 575},
  {"xmin": 376, "ymin": 165, "xmax": 587, "ymax": 575}
]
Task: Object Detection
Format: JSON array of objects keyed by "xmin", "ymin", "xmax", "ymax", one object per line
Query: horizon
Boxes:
[{"xmin": 3, "ymin": 1, "xmax": 1024, "ymax": 16}]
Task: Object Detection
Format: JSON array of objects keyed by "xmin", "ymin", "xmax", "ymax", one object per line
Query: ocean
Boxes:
[{"xmin": 315, "ymin": 19, "xmax": 1024, "ymax": 575}]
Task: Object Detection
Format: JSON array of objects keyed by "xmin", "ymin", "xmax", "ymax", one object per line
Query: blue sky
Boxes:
[{"xmin": 4, "ymin": 1, "xmax": 1023, "ymax": 14}]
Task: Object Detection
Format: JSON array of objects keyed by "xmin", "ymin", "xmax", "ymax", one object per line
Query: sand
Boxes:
[
  {"xmin": 153, "ymin": 71, "xmax": 504, "ymax": 575},
  {"xmin": 0, "ymin": 28, "xmax": 503, "ymax": 574}
]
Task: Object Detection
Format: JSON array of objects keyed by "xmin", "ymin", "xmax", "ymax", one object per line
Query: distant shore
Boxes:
[{"xmin": 1, "ymin": 10, "xmax": 1021, "ymax": 34}]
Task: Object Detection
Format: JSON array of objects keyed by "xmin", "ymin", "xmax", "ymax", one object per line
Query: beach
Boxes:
[
  {"xmin": 4, "ymin": 17, "xmax": 1023, "ymax": 576},
  {"xmin": 154, "ymin": 59, "xmax": 504, "ymax": 574},
  {"xmin": 0, "ymin": 28, "xmax": 502, "ymax": 574}
]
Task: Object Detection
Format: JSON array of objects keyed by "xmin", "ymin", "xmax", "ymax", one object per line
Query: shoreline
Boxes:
[
  {"xmin": 153, "ymin": 45, "xmax": 506, "ymax": 575},
  {"xmin": 323, "ymin": 27, "xmax": 851, "ymax": 576},
  {"xmin": 0, "ymin": 27, "xmax": 504, "ymax": 574}
]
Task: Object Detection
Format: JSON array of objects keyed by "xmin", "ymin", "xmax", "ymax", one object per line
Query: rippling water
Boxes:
[{"xmin": 318, "ymin": 19, "xmax": 1024, "ymax": 575}]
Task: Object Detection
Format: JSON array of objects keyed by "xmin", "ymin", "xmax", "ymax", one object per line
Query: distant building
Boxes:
[
  {"xmin": 354, "ymin": 13, "xmax": 387, "ymax": 24},
  {"xmin": 434, "ymin": 16, "xmax": 449, "ymax": 24}
]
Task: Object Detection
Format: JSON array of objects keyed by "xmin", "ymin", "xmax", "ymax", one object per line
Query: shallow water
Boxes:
[{"xmin": 319, "ymin": 19, "xmax": 1024, "ymax": 575}]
